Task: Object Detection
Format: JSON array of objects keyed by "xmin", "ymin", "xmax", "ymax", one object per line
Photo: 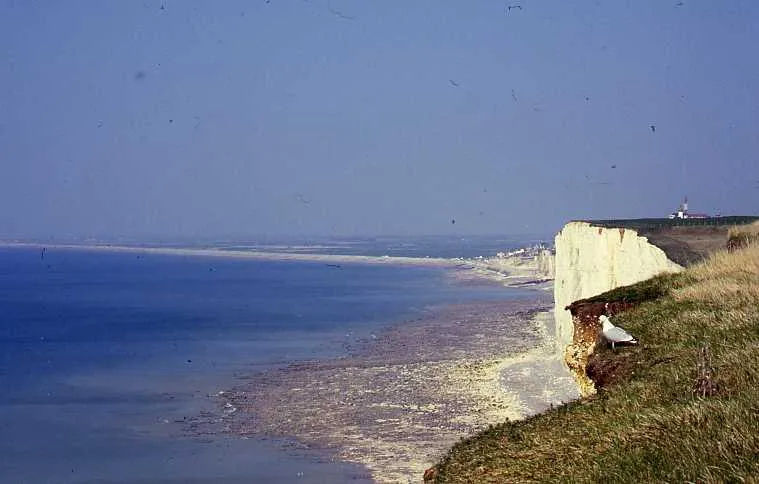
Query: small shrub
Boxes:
[{"xmin": 692, "ymin": 344, "xmax": 719, "ymax": 398}]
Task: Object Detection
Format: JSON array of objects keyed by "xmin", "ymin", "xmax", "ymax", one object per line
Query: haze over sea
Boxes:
[{"xmin": 0, "ymin": 235, "xmax": 547, "ymax": 483}]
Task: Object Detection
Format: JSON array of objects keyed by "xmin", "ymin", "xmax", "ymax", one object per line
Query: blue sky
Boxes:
[{"xmin": 1, "ymin": 0, "xmax": 758, "ymax": 239}]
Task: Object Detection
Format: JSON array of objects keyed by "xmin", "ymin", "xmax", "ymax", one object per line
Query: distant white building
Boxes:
[{"xmin": 668, "ymin": 196, "xmax": 709, "ymax": 219}]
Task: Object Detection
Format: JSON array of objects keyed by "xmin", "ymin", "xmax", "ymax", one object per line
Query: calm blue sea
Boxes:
[{"xmin": 0, "ymin": 242, "xmax": 534, "ymax": 483}]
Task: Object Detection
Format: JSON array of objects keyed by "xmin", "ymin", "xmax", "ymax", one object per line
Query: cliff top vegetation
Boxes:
[
  {"xmin": 429, "ymin": 241, "xmax": 759, "ymax": 482},
  {"xmin": 580, "ymin": 217, "xmax": 759, "ymax": 266},
  {"xmin": 728, "ymin": 221, "xmax": 759, "ymax": 250},
  {"xmin": 587, "ymin": 216, "xmax": 759, "ymax": 230}
]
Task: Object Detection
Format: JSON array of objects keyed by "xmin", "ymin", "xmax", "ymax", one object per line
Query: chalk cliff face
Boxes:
[
  {"xmin": 554, "ymin": 222, "xmax": 683, "ymax": 352},
  {"xmin": 535, "ymin": 249, "xmax": 555, "ymax": 279}
]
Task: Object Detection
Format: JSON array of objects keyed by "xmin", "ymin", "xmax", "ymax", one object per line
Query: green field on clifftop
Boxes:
[{"xmin": 429, "ymin": 242, "xmax": 759, "ymax": 483}]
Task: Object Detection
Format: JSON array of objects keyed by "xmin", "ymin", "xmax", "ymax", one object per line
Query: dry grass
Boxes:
[
  {"xmin": 728, "ymin": 220, "xmax": 759, "ymax": 239},
  {"xmin": 431, "ymin": 241, "xmax": 759, "ymax": 483},
  {"xmin": 674, "ymin": 243, "xmax": 759, "ymax": 306},
  {"xmin": 683, "ymin": 241, "xmax": 759, "ymax": 280},
  {"xmin": 728, "ymin": 221, "xmax": 759, "ymax": 251}
]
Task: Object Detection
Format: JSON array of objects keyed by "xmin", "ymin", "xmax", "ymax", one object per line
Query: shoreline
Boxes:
[
  {"xmin": 3, "ymin": 241, "xmax": 570, "ymax": 481},
  {"xmin": 0, "ymin": 241, "xmax": 454, "ymax": 267},
  {"xmin": 218, "ymin": 296, "xmax": 578, "ymax": 483},
  {"xmin": 0, "ymin": 241, "xmax": 552, "ymax": 288}
]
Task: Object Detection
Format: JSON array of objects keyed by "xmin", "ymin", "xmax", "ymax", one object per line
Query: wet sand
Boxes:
[{"xmin": 218, "ymin": 292, "xmax": 579, "ymax": 483}]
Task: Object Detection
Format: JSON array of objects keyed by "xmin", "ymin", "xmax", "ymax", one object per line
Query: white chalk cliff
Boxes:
[{"xmin": 553, "ymin": 221, "xmax": 683, "ymax": 351}]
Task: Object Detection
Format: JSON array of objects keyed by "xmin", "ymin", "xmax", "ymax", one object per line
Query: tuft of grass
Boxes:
[
  {"xmin": 728, "ymin": 220, "xmax": 759, "ymax": 239},
  {"xmin": 431, "ymin": 243, "xmax": 759, "ymax": 483},
  {"xmin": 728, "ymin": 221, "xmax": 759, "ymax": 251}
]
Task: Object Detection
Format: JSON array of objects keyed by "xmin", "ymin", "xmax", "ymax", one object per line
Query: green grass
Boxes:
[
  {"xmin": 581, "ymin": 272, "xmax": 679, "ymax": 305},
  {"xmin": 430, "ymin": 244, "xmax": 759, "ymax": 483}
]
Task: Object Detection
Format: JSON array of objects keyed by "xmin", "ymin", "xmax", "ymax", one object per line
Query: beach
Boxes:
[{"xmin": 218, "ymin": 287, "xmax": 578, "ymax": 482}]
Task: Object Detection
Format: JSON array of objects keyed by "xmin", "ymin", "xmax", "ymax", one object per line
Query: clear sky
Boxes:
[{"xmin": 1, "ymin": 0, "xmax": 758, "ymax": 240}]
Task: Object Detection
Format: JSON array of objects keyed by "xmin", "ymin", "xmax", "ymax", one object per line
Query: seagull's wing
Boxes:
[{"xmin": 604, "ymin": 325, "xmax": 636, "ymax": 343}]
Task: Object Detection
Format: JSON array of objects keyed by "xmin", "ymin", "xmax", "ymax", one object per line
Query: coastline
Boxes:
[
  {"xmin": 430, "ymin": 236, "xmax": 759, "ymax": 481},
  {"xmin": 219, "ymin": 294, "xmax": 578, "ymax": 483},
  {"xmin": 2, "ymin": 241, "xmax": 573, "ymax": 482},
  {"xmin": 0, "ymin": 241, "xmax": 455, "ymax": 266},
  {"xmin": 0, "ymin": 241, "xmax": 551, "ymax": 287}
]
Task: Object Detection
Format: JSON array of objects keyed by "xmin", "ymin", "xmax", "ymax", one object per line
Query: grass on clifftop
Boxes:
[
  {"xmin": 432, "ymin": 243, "xmax": 759, "ymax": 483},
  {"xmin": 728, "ymin": 220, "xmax": 759, "ymax": 249}
]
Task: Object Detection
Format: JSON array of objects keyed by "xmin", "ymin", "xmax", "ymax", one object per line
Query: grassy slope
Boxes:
[{"xmin": 433, "ymin": 243, "xmax": 759, "ymax": 483}]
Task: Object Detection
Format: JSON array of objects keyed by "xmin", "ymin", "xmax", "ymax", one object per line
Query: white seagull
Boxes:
[{"xmin": 599, "ymin": 314, "xmax": 638, "ymax": 349}]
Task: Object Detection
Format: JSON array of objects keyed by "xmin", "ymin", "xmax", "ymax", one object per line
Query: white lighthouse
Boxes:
[
  {"xmin": 668, "ymin": 196, "xmax": 710, "ymax": 219},
  {"xmin": 669, "ymin": 196, "xmax": 690, "ymax": 219}
]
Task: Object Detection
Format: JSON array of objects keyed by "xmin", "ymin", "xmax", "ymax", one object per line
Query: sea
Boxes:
[{"xmin": 0, "ymin": 236, "xmax": 549, "ymax": 483}]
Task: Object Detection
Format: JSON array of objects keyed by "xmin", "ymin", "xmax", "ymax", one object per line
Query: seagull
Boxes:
[{"xmin": 600, "ymin": 314, "xmax": 638, "ymax": 349}]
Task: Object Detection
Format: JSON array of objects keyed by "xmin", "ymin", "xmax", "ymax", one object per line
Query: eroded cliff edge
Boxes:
[{"xmin": 554, "ymin": 221, "xmax": 683, "ymax": 394}]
